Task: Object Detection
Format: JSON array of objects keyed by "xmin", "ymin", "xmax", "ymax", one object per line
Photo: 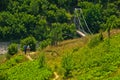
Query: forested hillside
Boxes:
[{"xmin": 0, "ymin": 0, "xmax": 120, "ymax": 42}]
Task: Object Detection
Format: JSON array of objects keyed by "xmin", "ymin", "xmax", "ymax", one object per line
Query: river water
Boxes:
[{"xmin": 0, "ymin": 42, "xmax": 10, "ymax": 55}]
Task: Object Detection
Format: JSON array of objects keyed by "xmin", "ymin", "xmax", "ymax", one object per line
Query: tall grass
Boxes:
[{"xmin": 61, "ymin": 34, "xmax": 120, "ymax": 79}]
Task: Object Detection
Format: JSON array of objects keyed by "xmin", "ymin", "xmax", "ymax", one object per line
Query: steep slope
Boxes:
[
  {"xmin": 43, "ymin": 29, "xmax": 120, "ymax": 79},
  {"xmin": 1, "ymin": 29, "xmax": 120, "ymax": 80}
]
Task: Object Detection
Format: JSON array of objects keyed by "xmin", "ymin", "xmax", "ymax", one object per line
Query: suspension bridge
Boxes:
[{"xmin": 74, "ymin": 8, "xmax": 92, "ymax": 37}]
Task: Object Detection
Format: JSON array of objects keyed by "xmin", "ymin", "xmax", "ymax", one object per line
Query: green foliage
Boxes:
[
  {"xmin": 88, "ymin": 33, "xmax": 103, "ymax": 48},
  {"xmin": 57, "ymin": 0, "xmax": 78, "ymax": 13},
  {"xmin": 1, "ymin": 1, "xmax": 120, "ymax": 79},
  {"xmin": 39, "ymin": 53, "xmax": 45, "ymax": 68},
  {"xmin": 4, "ymin": 61, "xmax": 52, "ymax": 80},
  {"xmin": 85, "ymin": 4, "xmax": 102, "ymax": 33},
  {"xmin": 0, "ymin": 0, "xmax": 119, "ymax": 41},
  {"xmin": 0, "ymin": 54, "xmax": 52, "ymax": 80},
  {"xmin": 2, "ymin": 32, "xmax": 120, "ymax": 79},
  {"xmin": 61, "ymin": 23, "xmax": 76, "ymax": 40},
  {"xmin": 61, "ymin": 53, "xmax": 75, "ymax": 78},
  {"xmin": 106, "ymin": 15, "xmax": 120, "ymax": 29},
  {"xmin": 101, "ymin": 15, "xmax": 120, "ymax": 31},
  {"xmin": 49, "ymin": 23, "xmax": 76, "ymax": 46},
  {"xmin": 14, "ymin": 55, "xmax": 25, "ymax": 63},
  {"xmin": 0, "ymin": 73, "xmax": 7, "ymax": 80},
  {"xmin": 20, "ymin": 36, "xmax": 37, "ymax": 51},
  {"xmin": 0, "ymin": 54, "xmax": 25, "ymax": 75},
  {"xmin": 34, "ymin": 17, "xmax": 48, "ymax": 40},
  {"xmin": 57, "ymin": 34, "xmax": 120, "ymax": 79},
  {"xmin": 39, "ymin": 39, "xmax": 51, "ymax": 50},
  {"xmin": 6, "ymin": 53, "xmax": 12, "ymax": 60},
  {"xmin": 108, "ymin": 76, "xmax": 120, "ymax": 80},
  {"xmin": 49, "ymin": 23, "xmax": 63, "ymax": 45},
  {"xmin": 8, "ymin": 43, "xmax": 18, "ymax": 55},
  {"xmin": 0, "ymin": 0, "xmax": 9, "ymax": 11}
]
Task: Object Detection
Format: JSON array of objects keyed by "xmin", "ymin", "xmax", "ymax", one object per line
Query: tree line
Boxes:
[{"xmin": 0, "ymin": 0, "xmax": 120, "ymax": 43}]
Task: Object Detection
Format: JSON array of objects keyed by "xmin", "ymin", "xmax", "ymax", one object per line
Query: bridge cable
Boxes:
[
  {"xmin": 74, "ymin": 8, "xmax": 87, "ymax": 34},
  {"xmin": 80, "ymin": 8, "xmax": 93, "ymax": 34}
]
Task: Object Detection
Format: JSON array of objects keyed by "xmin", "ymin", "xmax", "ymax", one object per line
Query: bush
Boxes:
[
  {"xmin": 61, "ymin": 53, "xmax": 75, "ymax": 78},
  {"xmin": 8, "ymin": 43, "xmax": 18, "ymax": 55},
  {"xmin": 20, "ymin": 36, "xmax": 37, "ymax": 51},
  {"xmin": 14, "ymin": 55, "xmax": 25, "ymax": 63},
  {"xmin": 88, "ymin": 33, "xmax": 103, "ymax": 48},
  {"xmin": 39, "ymin": 39, "xmax": 51, "ymax": 50}
]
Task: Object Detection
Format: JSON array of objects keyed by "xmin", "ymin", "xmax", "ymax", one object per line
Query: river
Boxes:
[{"xmin": 0, "ymin": 42, "xmax": 10, "ymax": 55}]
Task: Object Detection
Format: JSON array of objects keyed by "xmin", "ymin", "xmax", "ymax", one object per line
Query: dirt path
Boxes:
[
  {"xmin": 53, "ymin": 72, "xmax": 59, "ymax": 80},
  {"xmin": 25, "ymin": 55, "xmax": 33, "ymax": 61}
]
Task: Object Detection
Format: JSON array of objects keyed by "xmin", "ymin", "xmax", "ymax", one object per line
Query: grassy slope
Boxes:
[
  {"xmin": 73, "ymin": 35, "xmax": 120, "ymax": 80},
  {"xmin": 0, "ymin": 54, "xmax": 52, "ymax": 80},
  {"xmin": 0, "ymin": 55, "xmax": 6, "ymax": 64},
  {"xmin": 1, "ymin": 29, "xmax": 120, "ymax": 80},
  {"xmin": 43, "ymin": 29, "xmax": 120, "ymax": 80}
]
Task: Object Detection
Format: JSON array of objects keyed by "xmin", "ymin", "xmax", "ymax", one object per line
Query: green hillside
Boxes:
[
  {"xmin": 0, "ymin": 0, "xmax": 120, "ymax": 80},
  {"xmin": 1, "ymin": 30, "xmax": 120, "ymax": 80}
]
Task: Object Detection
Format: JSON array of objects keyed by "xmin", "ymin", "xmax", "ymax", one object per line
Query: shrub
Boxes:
[
  {"xmin": 39, "ymin": 39, "xmax": 51, "ymax": 50},
  {"xmin": 14, "ymin": 55, "xmax": 25, "ymax": 63},
  {"xmin": 8, "ymin": 43, "xmax": 18, "ymax": 55},
  {"xmin": 61, "ymin": 53, "xmax": 75, "ymax": 78},
  {"xmin": 20, "ymin": 36, "xmax": 37, "ymax": 51},
  {"xmin": 88, "ymin": 33, "xmax": 103, "ymax": 48}
]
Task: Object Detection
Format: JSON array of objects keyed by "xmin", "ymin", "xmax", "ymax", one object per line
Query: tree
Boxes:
[
  {"xmin": 0, "ymin": 0, "xmax": 9, "ymax": 11},
  {"xmin": 20, "ymin": 36, "xmax": 37, "ymax": 51},
  {"xmin": 55, "ymin": 9, "xmax": 72, "ymax": 23},
  {"xmin": 49, "ymin": 23, "xmax": 63, "ymax": 45},
  {"xmin": 57, "ymin": 0, "xmax": 78, "ymax": 13},
  {"xmin": 106, "ymin": 15, "xmax": 120, "ymax": 38},
  {"xmin": 61, "ymin": 23, "xmax": 76, "ymax": 40},
  {"xmin": 34, "ymin": 16, "xmax": 48, "ymax": 40},
  {"xmin": 84, "ymin": 4, "xmax": 102, "ymax": 33},
  {"xmin": 0, "ymin": 0, "xmax": 119, "ymax": 42},
  {"xmin": 0, "ymin": 12, "xmax": 15, "ymax": 41},
  {"xmin": 8, "ymin": 43, "xmax": 18, "ymax": 55}
]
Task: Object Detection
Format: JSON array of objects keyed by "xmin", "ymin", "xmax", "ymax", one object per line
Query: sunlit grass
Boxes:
[{"xmin": 1, "ymin": 29, "xmax": 120, "ymax": 79}]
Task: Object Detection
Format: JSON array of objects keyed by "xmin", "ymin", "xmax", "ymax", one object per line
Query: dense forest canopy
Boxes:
[{"xmin": 0, "ymin": 0, "xmax": 120, "ymax": 41}]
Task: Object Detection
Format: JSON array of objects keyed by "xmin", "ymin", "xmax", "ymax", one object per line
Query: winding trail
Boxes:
[{"xmin": 25, "ymin": 54, "xmax": 33, "ymax": 61}]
